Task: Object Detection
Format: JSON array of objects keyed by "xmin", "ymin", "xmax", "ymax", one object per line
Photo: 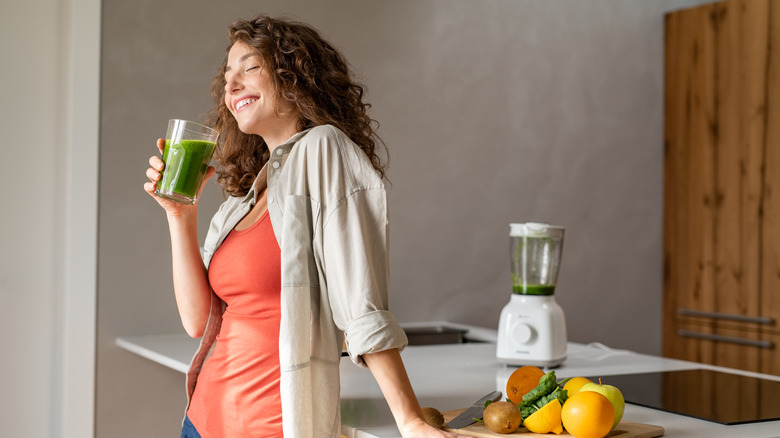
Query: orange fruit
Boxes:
[
  {"xmin": 523, "ymin": 399, "xmax": 563, "ymax": 434},
  {"xmin": 561, "ymin": 391, "xmax": 615, "ymax": 438},
  {"xmin": 563, "ymin": 377, "xmax": 593, "ymax": 396},
  {"xmin": 505, "ymin": 365, "xmax": 546, "ymax": 404}
]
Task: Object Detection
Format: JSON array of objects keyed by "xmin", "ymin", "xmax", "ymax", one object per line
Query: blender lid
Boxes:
[{"xmin": 510, "ymin": 222, "xmax": 565, "ymax": 237}]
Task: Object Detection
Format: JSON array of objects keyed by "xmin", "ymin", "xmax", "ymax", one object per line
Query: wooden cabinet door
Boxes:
[
  {"xmin": 664, "ymin": 0, "xmax": 780, "ymax": 375},
  {"xmin": 761, "ymin": 1, "xmax": 780, "ymax": 375}
]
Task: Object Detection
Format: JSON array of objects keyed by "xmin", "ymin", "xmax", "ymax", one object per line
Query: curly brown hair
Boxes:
[{"xmin": 206, "ymin": 15, "xmax": 386, "ymax": 197}]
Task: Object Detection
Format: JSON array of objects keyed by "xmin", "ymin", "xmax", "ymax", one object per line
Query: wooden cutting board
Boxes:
[{"xmin": 442, "ymin": 409, "xmax": 664, "ymax": 438}]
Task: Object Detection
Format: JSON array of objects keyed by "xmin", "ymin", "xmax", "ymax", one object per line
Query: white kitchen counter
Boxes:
[{"xmin": 117, "ymin": 329, "xmax": 780, "ymax": 438}]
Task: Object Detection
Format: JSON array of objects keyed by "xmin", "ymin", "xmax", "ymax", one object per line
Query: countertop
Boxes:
[{"xmin": 117, "ymin": 327, "xmax": 780, "ymax": 438}]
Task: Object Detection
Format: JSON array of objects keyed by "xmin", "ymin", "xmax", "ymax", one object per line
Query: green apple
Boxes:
[{"xmin": 579, "ymin": 379, "xmax": 625, "ymax": 430}]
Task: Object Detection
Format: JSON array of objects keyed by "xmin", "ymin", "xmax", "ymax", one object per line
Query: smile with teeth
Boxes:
[{"xmin": 235, "ymin": 98, "xmax": 257, "ymax": 111}]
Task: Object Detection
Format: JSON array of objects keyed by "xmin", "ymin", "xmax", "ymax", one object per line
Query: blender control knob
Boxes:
[{"xmin": 511, "ymin": 322, "xmax": 533, "ymax": 344}]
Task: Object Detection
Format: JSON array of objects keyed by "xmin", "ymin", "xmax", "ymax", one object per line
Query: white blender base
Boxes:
[{"xmin": 496, "ymin": 294, "xmax": 567, "ymax": 368}]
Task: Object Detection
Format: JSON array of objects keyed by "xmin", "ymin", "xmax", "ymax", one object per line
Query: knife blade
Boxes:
[{"xmin": 446, "ymin": 390, "xmax": 503, "ymax": 429}]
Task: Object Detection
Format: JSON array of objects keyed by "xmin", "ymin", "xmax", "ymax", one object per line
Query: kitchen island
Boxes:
[{"xmin": 117, "ymin": 326, "xmax": 780, "ymax": 437}]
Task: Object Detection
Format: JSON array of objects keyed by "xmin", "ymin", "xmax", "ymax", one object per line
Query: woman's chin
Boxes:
[{"xmin": 236, "ymin": 121, "xmax": 260, "ymax": 136}]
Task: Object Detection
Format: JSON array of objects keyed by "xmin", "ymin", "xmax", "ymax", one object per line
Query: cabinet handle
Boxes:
[
  {"xmin": 678, "ymin": 329, "xmax": 773, "ymax": 348},
  {"xmin": 678, "ymin": 308, "xmax": 774, "ymax": 325}
]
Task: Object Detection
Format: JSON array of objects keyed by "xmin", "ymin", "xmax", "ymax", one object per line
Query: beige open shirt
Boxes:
[{"xmin": 186, "ymin": 125, "xmax": 408, "ymax": 437}]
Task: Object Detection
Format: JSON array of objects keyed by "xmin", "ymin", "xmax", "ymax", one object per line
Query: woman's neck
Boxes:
[{"xmin": 263, "ymin": 114, "xmax": 301, "ymax": 152}]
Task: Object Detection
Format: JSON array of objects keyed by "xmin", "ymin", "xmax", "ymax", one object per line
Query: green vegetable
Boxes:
[
  {"xmin": 521, "ymin": 371, "xmax": 557, "ymax": 405},
  {"xmin": 516, "ymin": 371, "xmax": 570, "ymax": 419},
  {"xmin": 520, "ymin": 387, "xmax": 569, "ymax": 418}
]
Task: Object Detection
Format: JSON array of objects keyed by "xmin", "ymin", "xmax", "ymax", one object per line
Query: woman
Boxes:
[{"xmin": 144, "ymin": 15, "xmax": 467, "ymax": 438}]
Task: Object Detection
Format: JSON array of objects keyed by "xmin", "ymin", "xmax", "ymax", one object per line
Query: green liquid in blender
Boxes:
[{"xmin": 512, "ymin": 284, "xmax": 556, "ymax": 295}]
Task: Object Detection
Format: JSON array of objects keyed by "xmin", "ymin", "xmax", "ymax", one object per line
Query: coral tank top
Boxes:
[{"xmin": 187, "ymin": 210, "xmax": 283, "ymax": 437}]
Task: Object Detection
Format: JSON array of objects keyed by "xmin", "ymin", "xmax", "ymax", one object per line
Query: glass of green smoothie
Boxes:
[{"xmin": 154, "ymin": 119, "xmax": 219, "ymax": 205}]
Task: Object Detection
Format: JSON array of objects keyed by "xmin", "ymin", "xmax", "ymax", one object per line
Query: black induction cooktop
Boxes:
[{"xmin": 583, "ymin": 369, "xmax": 780, "ymax": 425}]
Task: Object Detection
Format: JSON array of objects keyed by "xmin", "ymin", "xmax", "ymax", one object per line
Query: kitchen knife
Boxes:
[{"xmin": 446, "ymin": 390, "xmax": 503, "ymax": 429}]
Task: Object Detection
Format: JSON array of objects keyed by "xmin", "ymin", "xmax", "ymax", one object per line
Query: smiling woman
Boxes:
[
  {"xmin": 206, "ymin": 16, "xmax": 387, "ymax": 199},
  {"xmin": 221, "ymin": 44, "xmax": 297, "ymax": 149},
  {"xmin": 142, "ymin": 15, "xmax": 469, "ymax": 438}
]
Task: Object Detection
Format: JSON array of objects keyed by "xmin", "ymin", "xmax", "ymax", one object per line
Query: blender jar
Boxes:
[{"xmin": 510, "ymin": 223, "xmax": 564, "ymax": 295}]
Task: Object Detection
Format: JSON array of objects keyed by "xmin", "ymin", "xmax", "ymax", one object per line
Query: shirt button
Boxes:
[
  {"xmin": 268, "ymin": 197, "xmax": 274, "ymax": 203},
  {"xmin": 276, "ymin": 149, "xmax": 283, "ymax": 155},
  {"xmin": 272, "ymin": 161, "xmax": 280, "ymax": 169}
]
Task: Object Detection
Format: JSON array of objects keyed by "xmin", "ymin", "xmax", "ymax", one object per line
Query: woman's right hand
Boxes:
[
  {"xmin": 143, "ymin": 138, "xmax": 215, "ymax": 217},
  {"xmin": 144, "ymin": 138, "xmax": 215, "ymax": 337}
]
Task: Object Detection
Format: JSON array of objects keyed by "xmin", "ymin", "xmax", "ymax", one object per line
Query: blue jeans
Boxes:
[{"xmin": 180, "ymin": 415, "xmax": 202, "ymax": 438}]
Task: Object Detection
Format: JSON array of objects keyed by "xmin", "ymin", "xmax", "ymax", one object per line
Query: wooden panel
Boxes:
[
  {"xmin": 663, "ymin": 1, "xmax": 719, "ymax": 365},
  {"xmin": 664, "ymin": 0, "xmax": 779, "ymax": 375},
  {"xmin": 762, "ymin": 0, "xmax": 780, "ymax": 377},
  {"xmin": 676, "ymin": 319, "xmax": 773, "ymax": 371},
  {"xmin": 712, "ymin": 0, "xmax": 768, "ymax": 372}
]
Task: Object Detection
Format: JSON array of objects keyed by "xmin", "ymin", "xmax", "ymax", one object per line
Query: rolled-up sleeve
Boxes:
[{"xmin": 321, "ymin": 187, "xmax": 407, "ymax": 366}]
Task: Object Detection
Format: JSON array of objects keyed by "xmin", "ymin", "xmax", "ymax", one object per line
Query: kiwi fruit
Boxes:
[
  {"xmin": 422, "ymin": 407, "xmax": 444, "ymax": 429},
  {"xmin": 483, "ymin": 401, "xmax": 522, "ymax": 434}
]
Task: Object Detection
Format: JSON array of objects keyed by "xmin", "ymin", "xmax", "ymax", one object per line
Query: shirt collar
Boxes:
[
  {"xmin": 243, "ymin": 128, "xmax": 313, "ymax": 204},
  {"xmin": 273, "ymin": 128, "xmax": 311, "ymax": 154}
]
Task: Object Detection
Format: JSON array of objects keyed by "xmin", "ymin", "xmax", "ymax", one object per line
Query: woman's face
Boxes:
[{"xmin": 223, "ymin": 41, "xmax": 297, "ymax": 143}]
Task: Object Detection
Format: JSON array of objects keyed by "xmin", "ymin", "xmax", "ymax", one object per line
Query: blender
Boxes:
[{"xmin": 496, "ymin": 222, "xmax": 567, "ymax": 367}]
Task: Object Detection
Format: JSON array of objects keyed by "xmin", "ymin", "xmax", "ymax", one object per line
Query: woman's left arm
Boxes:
[{"xmin": 363, "ymin": 349, "xmax": 470, "ymax": 438}]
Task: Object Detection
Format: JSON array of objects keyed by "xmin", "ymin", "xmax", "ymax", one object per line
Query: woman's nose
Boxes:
[{"xmin": 225, "ymin": 72, "xmax": 242, "ymax": 93}]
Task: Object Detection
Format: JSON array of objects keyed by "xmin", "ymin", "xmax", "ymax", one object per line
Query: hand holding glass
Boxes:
[{"xmin": 154, "ymin": 119, "xmax": 219, "ymax": 205}]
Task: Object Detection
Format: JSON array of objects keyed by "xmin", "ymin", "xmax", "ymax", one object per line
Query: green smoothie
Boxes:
[
  {"xmin": 156, "ymin": 139, "xmax": 216, "ymax": 203},
  {"xmin": 512, "ymin": 284, "xmax": 556, "ymax": 295}
]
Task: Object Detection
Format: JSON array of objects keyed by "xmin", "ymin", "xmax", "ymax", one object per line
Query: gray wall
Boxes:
[{"xmin": 97, "ymin": 0, "xmax": 714, "ymax": 436}]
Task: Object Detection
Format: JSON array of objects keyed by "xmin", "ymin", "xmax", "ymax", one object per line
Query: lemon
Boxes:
[
  {"xmin": 563, "ymin": 377, "xmax": 593, "ymax": 396},
  {"xmin": 523, "ymin": 399, "xmax": 563, "ymax": 434}
]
